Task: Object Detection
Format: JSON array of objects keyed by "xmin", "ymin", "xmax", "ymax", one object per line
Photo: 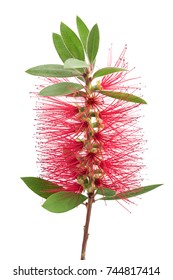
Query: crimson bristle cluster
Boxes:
[{"xmin": 34, "ymin": 47, "xmax": 144, "ymax": 195}]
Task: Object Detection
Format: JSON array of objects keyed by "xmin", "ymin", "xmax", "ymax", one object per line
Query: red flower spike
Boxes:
[{"xmin": 35, "ymin": 55, "xmax": 144, "ymax": 196}]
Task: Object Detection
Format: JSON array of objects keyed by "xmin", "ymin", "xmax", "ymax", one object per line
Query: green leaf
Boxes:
[
  {"xmin": 93, "ymin": 67, "xmax": 127, "ymax": 79},
  {"xmin": 96, "ymin": 188, "xmax": 116, "ymax": 196},
  {"xmin": 52, "ymin": 33, "xmax": 73, "ymax": 62},
  {"xmin": 42, "ymin": 191, "xmax": 87, "ymax": 213},
  {"xmin": 60, "ymin": 22, "xmax": 85, "ymax": 60},
  {"xmin": 40, "ymin": 82, "xmax": 83, "ymax": 96},
  {"xmin": 64, "ymin": 58, "xmax": 88, "ymax": 69},
  {"xmin": 26, "ymin": 64, "xmax": 82, "ymax": 78},
  {"xmin": 76, "ymin": 16, "xmax": 89, "ymax": 51},
  {"xmin": 87, "ymin": 24, "xmax": 99, "ymax": 63},
  {"xmin": 21, "ymin": 177, "xmax": 62, "ymax": 199},
  {"xmin": 100, "ymin": 91, "xmax": 147, "ymax": 104},
  {"xmin": 99, "ymin": 184, "xmax": 163, "ymax": 200}
]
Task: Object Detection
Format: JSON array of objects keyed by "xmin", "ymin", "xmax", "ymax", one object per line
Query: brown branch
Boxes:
[{"xmin": 80, "ymin": 192, "xmax": 94, "ymax": 260}]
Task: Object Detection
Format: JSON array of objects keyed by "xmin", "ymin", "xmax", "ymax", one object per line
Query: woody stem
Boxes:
[{"xmin": 80, "ymin": 192, "xmax": 94, "ymax": 260}]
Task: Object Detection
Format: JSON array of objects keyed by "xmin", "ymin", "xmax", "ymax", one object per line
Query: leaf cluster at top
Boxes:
[
  {"xmin": 53, "ymin": 16, "xmax": 99, "ymax": 65},
  {"xmin": 26, "ymin": 17, "xmax": 147, "ymax": 103}
]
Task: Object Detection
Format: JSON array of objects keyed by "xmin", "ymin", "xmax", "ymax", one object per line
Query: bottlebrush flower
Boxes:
[
  {"xmin": 35, "ymin": 80, "xmax": 144, "ymax": 195},
  {"xmin": 22, "ymin": 16, "xmax": 162, "ymax": 260}
]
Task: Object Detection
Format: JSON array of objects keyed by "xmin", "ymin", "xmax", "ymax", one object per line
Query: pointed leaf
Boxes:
[
  {"xmin": 100, "ymin": 91, "xmax": 147, "ymax": 104},
  {"xmin": 87, "ymin": 24, "xmax": 99, "ymax": 63},
  {"xmin": 60, "ymin": 22, "xmax": 84, "ymax": 60},
  {"xmin": 26, "ymin": 64, "xmax": 82, "ymax": 78},
  {"xmin": 64, "ymin": 58, "xmax": 88, "ymax": 69},
  {"xmin": 100, "ymin": 184, "xmax": 163, "ymax": 200},
  {"xmin": 40, "ymin": 82, "xmax": 83, "ymax": 96},
  {"xmin": 52, "ymin": 33, "xmax": 73, "ymax": 62},
  {"xmin": 93, "ymin": 67, "xmax": 127, "ymax": 79},
  {"xmin": 42, "ymin": 191, "xmax": 87, "ymax": 213},
  {"xmin": 96, "ymin": 188, "xmax": 116, "ymax": 196},
  {"xmin": 116, "ymin": 184, "xmax": 163, "ymax": 200},
  {"xmin": 76, "ymin": 16, "xmax": 89, "ymax": 51},
  {"xmin": 21, "ymin": 177, "xmax": 62, "ymax": 199}
]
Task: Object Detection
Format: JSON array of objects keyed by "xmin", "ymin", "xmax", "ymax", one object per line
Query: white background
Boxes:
[{"xmin": 0, "ymin": 0, "xmax": 172, "ymax": 279}]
